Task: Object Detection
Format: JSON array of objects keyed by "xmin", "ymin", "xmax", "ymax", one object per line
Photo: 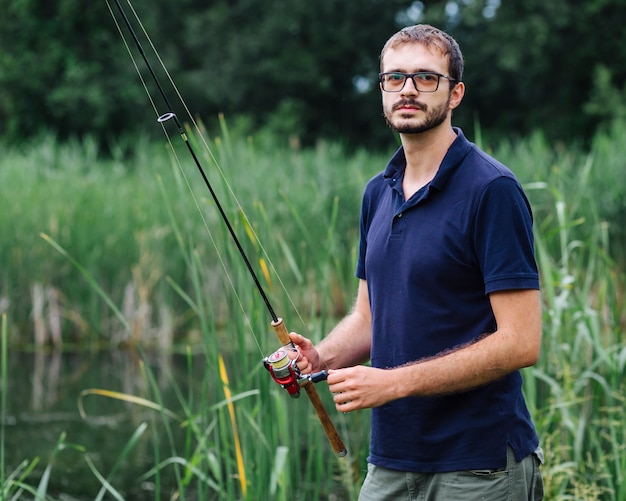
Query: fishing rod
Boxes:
[{"xmin": 109, "ymin": 0, "xmax": 346, "ymax": 457}]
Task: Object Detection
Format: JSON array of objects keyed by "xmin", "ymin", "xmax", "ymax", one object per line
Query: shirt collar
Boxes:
[{"xmin": 383, "ymin": 127, "xmax": 473, "ymax": 193}]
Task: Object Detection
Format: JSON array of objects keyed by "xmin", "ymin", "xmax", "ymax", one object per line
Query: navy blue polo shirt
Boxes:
[{"xmin": 356, "ymin": 128, "xmax": 540, "ymax": 472}]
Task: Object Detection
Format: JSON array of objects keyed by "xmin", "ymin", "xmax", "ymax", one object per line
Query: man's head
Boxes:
[
  {"xmin": 379, "ymin": 25, "xmax": 465, "ymax": 135},
  {"xmin": 380, "ymin": 24, "xmax": 464, "ymax": 84}
]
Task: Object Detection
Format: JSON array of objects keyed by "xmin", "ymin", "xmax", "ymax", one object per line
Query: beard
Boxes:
[{"xmin": 383, "ymin": 95, "xmax": 451, "ymax": 134}]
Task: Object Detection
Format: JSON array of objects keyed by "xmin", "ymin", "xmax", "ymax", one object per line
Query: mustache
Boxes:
[{"xmin": 392, "ymin": 99, "xmax": 426, "ymax": 112}]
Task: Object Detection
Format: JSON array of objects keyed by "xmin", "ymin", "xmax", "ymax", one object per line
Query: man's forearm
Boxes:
[
  {"xmin": 392, "ymin": 289, "xmax": 542, "ymax": 399},
  {"xmin": 317, "ymin": 279, "xmax": 372, "ymax": 370},
  {"xmin": 317, "ymin": 311, "xmax": 372, "ymax": 370}
]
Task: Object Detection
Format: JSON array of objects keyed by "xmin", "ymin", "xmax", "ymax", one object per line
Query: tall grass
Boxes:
[
  {"xmin": 0, "ymin": 127, "xmax": 371, "ymax": 348},
  {"xmin": 1, "ymin": 119, "xmax": 625, "ymax": 498},
  {"xmin": 527, "ymin": 187, "xmax": 624, "ymax": 499},
  {"xmin": 492, "ymin": 126, "xmax": 625, "ymax": 499}
]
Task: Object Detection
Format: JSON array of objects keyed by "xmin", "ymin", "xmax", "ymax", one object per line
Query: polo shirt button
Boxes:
[{"xmin": 398, "ymin": 213, "xmax": 403, "ymax": 218}]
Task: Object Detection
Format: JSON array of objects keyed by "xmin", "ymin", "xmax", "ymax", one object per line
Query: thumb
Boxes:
[{"xmin": 289, "ymin": 332, "xmax": 312, "ymax": 348}]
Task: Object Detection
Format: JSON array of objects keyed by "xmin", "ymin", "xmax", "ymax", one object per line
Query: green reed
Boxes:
[
  {"xmin": 492, "ymin": 128, "xmax": 626, "ymax": 501},
  {"xmin": 1, "ymin": 120, "xmax": 625, "ymax": 499},
  {"xmin": 527, "ymin": 185, "xmax": 624, "ymax": 500},
  {"xmin": 145, "ymin": 136, "xmax": 364, "ymax": 499},
  {"xmin": 1, "ymin": 314, "xmax": 5, "ymax": 495}
]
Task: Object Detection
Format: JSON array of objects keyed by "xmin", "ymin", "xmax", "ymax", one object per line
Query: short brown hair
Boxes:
[{"xmin": 380, "ymin": 24, "xmax": 464, "ymax": 83}]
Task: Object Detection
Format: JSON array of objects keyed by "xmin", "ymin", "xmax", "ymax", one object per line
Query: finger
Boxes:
[
  {"xmin": 298, "ymin": 361, "xmax": 313, "ymax": 374},
  {"xmin": 335, "ymin": 398, "xmax": 354, "ymax": 413},
  {"xmin": 283, "ymin": 345, "xmax": 300, "ymax": 360},
  {"xmin": 326, "ymin": 368, "xmax": 344, "ymax": 385},
  {"xmin": 289, "ymin": 332, "xmax": 312, "ymax": 348}
]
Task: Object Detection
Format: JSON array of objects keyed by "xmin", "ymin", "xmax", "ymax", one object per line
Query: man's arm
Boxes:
[
  {"xmin": 326, "ymin": 288, "xmax": 541, "ymax": 411},
  {"xmin": 289, "ymin": 279, "xmax": 372, "ymax": 372}
]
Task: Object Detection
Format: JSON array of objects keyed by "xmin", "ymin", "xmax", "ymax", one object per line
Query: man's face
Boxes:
[{"xmin": 380, "ymin": 43, "xmax": 457, "ymax": 134}]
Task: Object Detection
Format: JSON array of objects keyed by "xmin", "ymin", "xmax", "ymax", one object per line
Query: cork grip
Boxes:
[{"xmin": 271, "ymin": 318, "xmax": 348, "ymax": 457}]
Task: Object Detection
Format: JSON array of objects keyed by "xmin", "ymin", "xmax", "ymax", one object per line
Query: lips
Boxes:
[{"xmin": 393, "ymin": 100, "xmax": 425, "ymax": 112}]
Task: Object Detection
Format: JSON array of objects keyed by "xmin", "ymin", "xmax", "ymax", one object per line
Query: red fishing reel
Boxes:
[
  {"xmin": 263, "ymin": 348, "xmax": 328, "ymax": 398},
  {"xmin": 263, "ymin": 348, "xmax": 301, "ymax": 397}
]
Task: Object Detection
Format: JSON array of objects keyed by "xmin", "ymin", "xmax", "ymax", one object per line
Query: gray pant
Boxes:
[{"xmin": 358, "ymin": 446, "xmax": 544, "ymax": 501}]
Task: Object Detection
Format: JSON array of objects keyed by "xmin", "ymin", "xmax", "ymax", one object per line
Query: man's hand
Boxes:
[
  {"xmin": 288, "ymin": 332, "xmax": 322, "ymax": 373},
  {"xmin": 286, "ymin": 334, "xmax": 395, "ymax": 411},
  {"xmin": 327, "ymin": 366, "xmax": 397, "ymax": 411}
]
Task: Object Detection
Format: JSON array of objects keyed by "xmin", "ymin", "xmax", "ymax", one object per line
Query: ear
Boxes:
[{"xmin": 449, "ymin": 81, "xmax": 465, "ymax": 110}]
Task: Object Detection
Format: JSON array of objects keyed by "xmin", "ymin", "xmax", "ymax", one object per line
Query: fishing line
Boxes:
[
  {"xmin": 119, "ymin": 0, "xmax": 306, "ymax": 336},
  {"xmin": 105, "ymin": 0, "xmax": 269, "ymax": 357},
  {"xmin": 107, "ymin": 0, "xmax": 347, "ymax": 457},
  {"xmin": 107, "ymin": 0, "xmax": 291, "ymax": 355}
]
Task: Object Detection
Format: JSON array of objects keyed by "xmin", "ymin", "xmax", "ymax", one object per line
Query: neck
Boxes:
[{"xmin": 399, "ymin": 125, "xmax": 457, "ymax": 199}]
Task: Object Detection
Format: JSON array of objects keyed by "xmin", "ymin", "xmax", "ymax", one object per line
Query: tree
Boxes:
[
  {"xmin": 420, "ymin": 0, "xmax": 626, "ymax": 142},
  {"xmin": 3, "ymin": 0, "xmax": 626, "ymax": 147},
  {"xmin": 0, "ymin": 0, "xmax": 157, "ymax": 140},
  {"xmin": 179, "ymin": 0, "xmax": 410, "ymax": 146},
  {"xmin": 0, "ymin": 0, "xmax": 409, "ymax": 147}
]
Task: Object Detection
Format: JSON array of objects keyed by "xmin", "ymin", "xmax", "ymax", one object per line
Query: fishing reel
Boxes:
[{"xmin": 263, "ymin": 348, "xmax": 328, "ymax": 398}]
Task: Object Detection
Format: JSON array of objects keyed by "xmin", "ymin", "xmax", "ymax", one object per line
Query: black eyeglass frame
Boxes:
[{"xmin": 378, "ymin": 71, "xmax": 458, "ymax": 93}]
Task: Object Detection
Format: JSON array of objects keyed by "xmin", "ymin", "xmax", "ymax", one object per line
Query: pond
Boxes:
[{"xmin": 2, "ymin": 349, "xmax": 210, "ymax": 499}]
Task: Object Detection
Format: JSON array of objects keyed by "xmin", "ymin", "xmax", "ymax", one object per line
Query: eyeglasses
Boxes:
[{"xmin": 379, "ymin": 72, "xmax": 457, "ymax": 93}]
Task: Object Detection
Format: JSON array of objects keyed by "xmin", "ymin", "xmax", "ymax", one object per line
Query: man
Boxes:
[{"xmin": 289, "ymin": 24, "xmax": 544, "ymax": 500}]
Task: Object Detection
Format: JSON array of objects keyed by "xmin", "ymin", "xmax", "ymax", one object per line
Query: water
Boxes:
[{"xmin": 1, "ymin": 349, "xmax": 209, "ymax": 499}]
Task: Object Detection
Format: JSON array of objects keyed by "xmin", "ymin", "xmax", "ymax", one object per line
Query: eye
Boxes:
[
  {"xmin": 416, "ymin": 73, "xmax": 437, "ymax": 82},
  {"xmin": 386, "ymin": 73, "xmax": 406, "ymax": 81}
]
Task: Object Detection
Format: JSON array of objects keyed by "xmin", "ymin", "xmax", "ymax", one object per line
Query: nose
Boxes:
[{"xmin": 401, "ymin": 76, "xmax": 419, "ymax": 95}]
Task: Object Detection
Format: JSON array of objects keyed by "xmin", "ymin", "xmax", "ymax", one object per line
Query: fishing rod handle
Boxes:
[{"xmin": 271, "ymin": 318, "xmax": 348, "ymax": 457}]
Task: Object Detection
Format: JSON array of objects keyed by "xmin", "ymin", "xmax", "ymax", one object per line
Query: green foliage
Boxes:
[
  {"xmin": 0, "ymin": 132, "xmax": 192, "ymax": 341},
  {"xmin": 0, "ymin": 0, "xmax": 401, "ymax": 147},
  {"xmin": 5, "ymin": 0, "xmax": 626, "ymax": 148},
  {"xmin": 0, "ymin": 122, "xmax": 379, "ymax": 344},
  {"xmin": 421, "ymin": 0, "xmax": 626, "ymax": 142},
  {"xmin": 180, "ymin": 0, "xmax": 405, "ymax": 146},
  {"xmin": 0, "ymin": 0, "xmax": 151, "ymax": 140},
  {"xmin": 527, "ymin": 183, "xmax": 624, "ymax": 499},
  {"xmin": 1, "ymin": 120, "xmax": 625, "ymax": 498}
]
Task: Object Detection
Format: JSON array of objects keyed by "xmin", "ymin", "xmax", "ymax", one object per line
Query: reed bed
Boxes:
[{"xmin": 1, "ymin": 120, "xmax": 625, "ymax": 499}]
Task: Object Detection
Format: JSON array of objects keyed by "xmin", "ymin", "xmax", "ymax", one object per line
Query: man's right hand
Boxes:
[{"xmin": 288, "ymin": 332, "xmax": 321, "ymax": 374}]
